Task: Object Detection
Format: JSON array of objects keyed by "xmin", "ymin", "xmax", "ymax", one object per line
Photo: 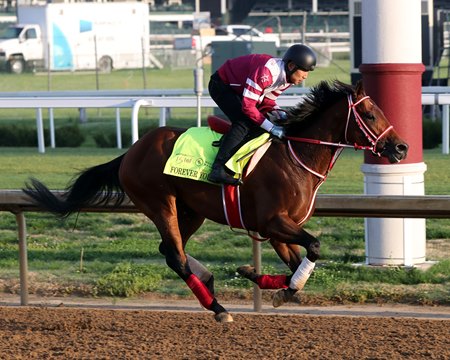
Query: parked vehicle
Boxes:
[
  {"xmin": 0, "ymin": 2, "xmax": 149, "ymax": 74},
  {"xmin": 191, "ymin": 24, "xmax": 280, "ymax": 54}
]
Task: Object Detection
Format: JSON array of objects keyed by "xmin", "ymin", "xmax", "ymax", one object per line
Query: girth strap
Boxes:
[{"xmin": 222, "ymin": 184, "xmax": 245, "ymax": 229}]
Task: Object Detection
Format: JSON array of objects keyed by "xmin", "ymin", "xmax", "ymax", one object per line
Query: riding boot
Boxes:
[{"xmin": 208, "ymin": 128, "xmax": 245, "ymax": 186}]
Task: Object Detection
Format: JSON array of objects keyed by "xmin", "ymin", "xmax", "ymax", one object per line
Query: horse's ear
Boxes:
[{"xmin": 355, "ymin": 80, "xmax": 366, "ymax": 98}]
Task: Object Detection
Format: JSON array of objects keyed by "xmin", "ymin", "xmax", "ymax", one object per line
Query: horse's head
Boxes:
[
  {"xmin": 284, "ymin": 80, "xmax": 408, "ymax": 163},
  {"xmin": 346, "ymin": 81, "xmax": 408, "ymax": 163}
]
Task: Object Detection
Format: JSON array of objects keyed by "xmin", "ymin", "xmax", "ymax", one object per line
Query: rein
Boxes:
[{"xmin": 286, "ymin": 95, "xmax": 392, "ymax": 154}]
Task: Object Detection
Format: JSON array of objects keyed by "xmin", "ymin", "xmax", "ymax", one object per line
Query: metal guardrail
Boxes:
[
  {"xmin": 2, "ymin": 191, "xmax": 450, "ymax": 218},
  {"xmin": 2, "ymin": 190, "xmax": 450, "ymax": 307}
]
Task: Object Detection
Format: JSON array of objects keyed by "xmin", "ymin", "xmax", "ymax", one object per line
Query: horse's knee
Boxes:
[{"xmin": 307, "ymin": 239, "xmax": 320, "ymax": 262}]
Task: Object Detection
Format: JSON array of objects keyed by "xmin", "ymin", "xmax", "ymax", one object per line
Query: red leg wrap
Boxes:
[
  {"xmin": 186, "ymin": 274, "xmax": 214, "ymax": 309},
  {"xmin": 257, "ymin": 274, "xmax": 288, "ymax": 289}
]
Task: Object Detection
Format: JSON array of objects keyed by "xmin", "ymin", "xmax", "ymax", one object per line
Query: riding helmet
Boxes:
[{"xmin": 282, "ymin": 44, "xmax": 317, "ymax": 72}]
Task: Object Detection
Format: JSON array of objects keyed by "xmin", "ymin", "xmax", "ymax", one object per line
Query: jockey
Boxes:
[{"xmin": 207, "ymin": 44, "xmax": 317, "ymax": 186}]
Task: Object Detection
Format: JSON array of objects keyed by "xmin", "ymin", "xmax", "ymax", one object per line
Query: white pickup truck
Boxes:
[
  {"xmin": 0, "ymin": 3, "xmax": 149, "ymax": 74},
  {"xmin": 191, "ymin": 25, "xmax": 280, "ymax": 54}
]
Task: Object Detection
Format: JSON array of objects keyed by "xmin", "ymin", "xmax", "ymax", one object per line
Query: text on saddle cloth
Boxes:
[{"xmin": 163, "ymin": 127, "xmax": 271, "ymax": 183}]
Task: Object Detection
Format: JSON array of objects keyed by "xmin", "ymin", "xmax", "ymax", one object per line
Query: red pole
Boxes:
[{"xmin": 360, "ymin": 63, "xmax": 425, "ymax": 165}]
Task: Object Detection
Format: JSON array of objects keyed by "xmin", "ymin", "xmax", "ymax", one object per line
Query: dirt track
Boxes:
[{"xmin": 0, "ymin": 302, "xmax": 449, "ymax": 360}]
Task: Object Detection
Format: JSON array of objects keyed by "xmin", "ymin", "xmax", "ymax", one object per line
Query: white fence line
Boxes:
[{"xmin": 0, "ymin": 87, "xmax": 448, "ymax": 154}]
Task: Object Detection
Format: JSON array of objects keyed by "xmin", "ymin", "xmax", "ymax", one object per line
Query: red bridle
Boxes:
[
  {"xmin": 282, "ymin": 94, "xmax": 394, "ymax": 226},
  {"xmin": 286, "ymin": 94, "xmax": 393, "ymax": 156}
]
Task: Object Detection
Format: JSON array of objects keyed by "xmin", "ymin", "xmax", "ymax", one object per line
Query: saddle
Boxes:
[
  {"xmin": 207, "ymin": 115, "xmax": 230, "ymax": 147},
  {"xmin": 207, "ymin": 115, "xmax": 232, "ymax": 135},
  {"xmin": 163, "ymin": 116, "xmax": 271, "ymax": 183}
]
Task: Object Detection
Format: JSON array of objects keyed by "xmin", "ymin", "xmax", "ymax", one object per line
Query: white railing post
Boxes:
[
  {"xmin": 131, "ymin": 99, "xmax": 151, "ymax": 144},
  {"xmin": 443, "ymin": 104, "xmax": 449, "ymax": 155},
  {"xmin": 115, "ymin": 108, "xmax": 122, "ymax": 149},
  {"xmin": 49, "ymin": 108, "xmax": 55, "ymax": 148},
  {"xmin": 36, "ymin": 108, "xmax": 45, "ymax": 153},
  {"xmin": 159, "ymin": 107, "xmax": 167, "ymax": 127}
]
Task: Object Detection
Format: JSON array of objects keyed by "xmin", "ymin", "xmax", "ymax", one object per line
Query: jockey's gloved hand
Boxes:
[
  {"xmin": 267, "ymin": 110, "xmax": 288, "ymax": 123},
  {"xmin": 260, "ymin": 119, "xmax": 285, "ymax": 139},
  {"xmin": 270, "ymin": 125, "xmax": 285, "ymax": 139}
]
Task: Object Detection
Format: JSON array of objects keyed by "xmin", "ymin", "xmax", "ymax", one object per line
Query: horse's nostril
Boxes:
[{"xmin": 396, "ymin": 143, "xmax": 408, "ymax": 154}]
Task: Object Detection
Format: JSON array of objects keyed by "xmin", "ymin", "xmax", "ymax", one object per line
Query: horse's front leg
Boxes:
[{"xmin": 262, "ymin": 217, "xmax": 321, "ymax": 307}]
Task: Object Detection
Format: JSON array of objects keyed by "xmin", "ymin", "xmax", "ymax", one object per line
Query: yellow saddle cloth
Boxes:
[{"xmin": 163, "ymin": 127, "xmax": 270, "ymax": 183}]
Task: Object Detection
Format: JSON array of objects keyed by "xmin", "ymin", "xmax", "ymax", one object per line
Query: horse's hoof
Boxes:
[
  {"xmin": 237, "ymin": 265, "xmax": 258, "ymax": 283},
  {"xmin": 214, "ymin": 311, "xmax": 233, "ymax": 323},
  {"xmin": 272, "ymin": 288, "xmax": 299, "ymax": 308},
  {"xmin": 272, "ymin": 289, "xmax": 286, "ymax": 308}
]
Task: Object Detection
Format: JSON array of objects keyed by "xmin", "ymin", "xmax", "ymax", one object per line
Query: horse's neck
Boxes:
[{"xmin": 308, "ymin": 103, "xmax": 347, "ymax": 143}]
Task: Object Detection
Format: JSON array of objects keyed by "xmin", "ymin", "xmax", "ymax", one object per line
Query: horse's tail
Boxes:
[{"xmin": 23, "ymin": 154, "xmax": 126, "ymax": 218}]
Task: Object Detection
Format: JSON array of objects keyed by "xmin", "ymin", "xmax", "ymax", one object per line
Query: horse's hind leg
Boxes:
[
  {"xmin": 150, "ymin": 199, "xmax": 232, "ymax": 323},
  {"xmin": 161, "ymin": 202, "xmax": 215, "ymax": 295}
]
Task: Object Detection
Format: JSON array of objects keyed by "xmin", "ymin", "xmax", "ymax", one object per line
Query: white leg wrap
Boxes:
[{"xmin": 289, "ymin": 257, "xmax": 316, "ymax": 291}]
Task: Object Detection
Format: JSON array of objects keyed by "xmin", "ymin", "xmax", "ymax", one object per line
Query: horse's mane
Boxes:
[{"xmin": 284, "ymin": 80, "xmax": 354, "ymax": 131}]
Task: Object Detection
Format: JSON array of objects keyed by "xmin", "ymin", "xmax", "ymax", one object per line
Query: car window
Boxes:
[
  {"xmin": 233, "ymin": 29, "xmax": 248, "ymax": 36},
  {"xmin": 216, "ymin": 28, "xmax": 228, "ymax": 35},
  {"xmin": 25, "ymin": 28, "xmax": 37, "ymax": 40}
]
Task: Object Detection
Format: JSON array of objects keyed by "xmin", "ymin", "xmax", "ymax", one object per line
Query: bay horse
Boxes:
[{"xmin": 23, "ymin": 80, "xmax": 408, "ymax": 322}]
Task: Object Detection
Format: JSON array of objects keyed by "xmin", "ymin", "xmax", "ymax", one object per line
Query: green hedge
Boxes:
[
  {"xmin": 0, "ymin": 124, "xmax": 44, "ymax": 146},
  {"xmin": 55, "ymin": 125, "xmax": 85, "ymax": 147},
  {"xmin": 93, "ymin": 131, "xmax": 132, "ymax": 148},
  {"xmin": 0, "ymin": 124, "xmax": 85, "ymax": 147},
  {"xmin": 423, "ymin": 119, "xmax": 442, "ymax": 149},
  {"xmin": 0, "ymin": 121, "xmax": 441, "ymax": 149}
]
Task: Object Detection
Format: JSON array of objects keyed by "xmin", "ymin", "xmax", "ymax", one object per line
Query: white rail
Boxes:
[{"xmin": 0, "ymin": 87, "xmax": 448, "ymax": 154}]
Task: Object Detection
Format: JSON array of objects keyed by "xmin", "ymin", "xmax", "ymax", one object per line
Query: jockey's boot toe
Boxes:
[{"xmin": 208, "ymin": 166, "xmax": 242, "ymax": 186}]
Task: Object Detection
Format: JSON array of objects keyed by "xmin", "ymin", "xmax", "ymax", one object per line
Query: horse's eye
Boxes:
[{"xmin": 365, "ymin": 113, "xmax": 376, "ymax": 121}]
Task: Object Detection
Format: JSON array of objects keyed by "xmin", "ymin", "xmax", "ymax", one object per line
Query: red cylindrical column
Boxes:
[{"xmin": 360, "ymin": 63, "xmax": 425, "ymax": 165}]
